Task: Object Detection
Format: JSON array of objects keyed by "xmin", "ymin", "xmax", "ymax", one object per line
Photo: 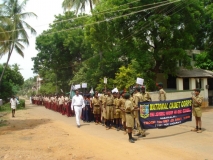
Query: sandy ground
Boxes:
[{"xmin": 0, "ymin": 100, "xmax": 213, "ymax": 160}]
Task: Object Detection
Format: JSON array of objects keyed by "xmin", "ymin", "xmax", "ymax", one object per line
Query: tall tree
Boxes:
[
  {"xmin": 62, "ymin": 0, "xmax": 99, "ymax": 13},
  {"xmin": 0, "ymin": 0, "xmax": 37, "ymax": 86},
  {"xmin": 0, "ymin": 64, "xmax": 24, "ymax": 100}
]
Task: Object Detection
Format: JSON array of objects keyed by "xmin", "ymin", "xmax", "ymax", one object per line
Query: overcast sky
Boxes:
[{"xmin": 0, "ymin": 0, "xmax": 64, "ymax": 80}]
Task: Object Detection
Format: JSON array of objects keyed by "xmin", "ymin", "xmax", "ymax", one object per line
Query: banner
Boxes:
[{"xmin": 139, "ymin": 98, "xmax": 192, "ymax": 129}]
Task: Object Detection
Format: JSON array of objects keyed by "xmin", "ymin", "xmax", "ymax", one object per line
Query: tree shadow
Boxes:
[{"xmin": 0, "ymin": 118, "xmax": 51, "ymax": 135}]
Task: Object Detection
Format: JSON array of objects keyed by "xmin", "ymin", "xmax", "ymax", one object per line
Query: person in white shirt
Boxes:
[
  {"xmin": 71, "ymin": 90, "xmax": 85, "ymax": 128},
  {"xmin": 10, "ymin": 96, "xmax": 18, "ymax": 118}
]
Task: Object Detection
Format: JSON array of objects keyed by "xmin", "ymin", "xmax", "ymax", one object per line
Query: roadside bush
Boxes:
[
  {"xmin": 17, "ymin": 99, "xmax": 25, "ymax": 109},
  {"xmin": 0, "ymin": 103, "xmax": 11, "ymax": 112}
]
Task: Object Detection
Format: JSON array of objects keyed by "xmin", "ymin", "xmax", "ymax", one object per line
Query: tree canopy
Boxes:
[
  {"xmin": 32, "ymin": 0, "xmax": 211, "ymax": 93},
  {"xmin": 0, "ymin": 63, "xmax": 24, "ymax": 100}
]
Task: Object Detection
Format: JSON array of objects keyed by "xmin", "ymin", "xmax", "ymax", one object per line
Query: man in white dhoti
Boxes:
[
  {"xmin": 71, "ymin": 90, "xmax": 85, "ymax": 128},
  {"xmin": 10, "ymin": 96, "xmax": 18, "ymax": 117}
]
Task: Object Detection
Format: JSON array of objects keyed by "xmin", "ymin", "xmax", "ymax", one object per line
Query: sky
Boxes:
[{"xmin": 0, "ymin": 0, "xmax": 64, "ymax": 80}]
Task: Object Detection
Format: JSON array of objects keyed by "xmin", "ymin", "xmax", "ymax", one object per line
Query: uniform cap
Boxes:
[
  {"xmin": 124, "ymin": 93, "xmax": 130, "ymax": 99},
  {"xmin": 157, "ymin": 82, "xmax": 163, "ymax": 87}
]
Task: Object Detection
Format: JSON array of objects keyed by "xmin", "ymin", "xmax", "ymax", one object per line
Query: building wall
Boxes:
[
  {"xmin": 156, "ymin": 73, "xmax": 167, "ymax": 88},
  {"xmin": 149, "ymin": 90, "xmax": 208, "ymax": 107}
]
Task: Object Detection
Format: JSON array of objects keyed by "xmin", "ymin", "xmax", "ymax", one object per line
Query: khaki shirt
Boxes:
[
  {"xmin": 104, "ymin": 95, "xmax": 114, "ymax": 106},
  {"xmin": 159, "ymin": 89, "xmax": 166, "ymax": 101},
  {"xmin": 120, "ymin": 97, "xmax": 126, "ymax": 110},
  {"xmin": 92, "ymin": 97, "xmax": 101, "ymax": 106},
  {"xmin": 114, "ymin": 98, "xmax": 121, "ymax": 109},
  {"xmin": 100, "ymin": 94, "xmax": 106, "ymax": 105},
  {"xmin": 193, "ymin": 95, "xmax": 203, "ymax": 107},
  {"xmin": 141, "ymin": 92, "xmax": 151, "ymax": 102},
  {"xmin": 125, "ymin": 99, "xmax": 134, "ymax": 113},
  {"xmin": 134, "ymin": 92, "xmax": 142, "ymax": 107}
]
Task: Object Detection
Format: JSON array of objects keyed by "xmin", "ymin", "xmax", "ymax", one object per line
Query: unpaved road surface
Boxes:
[{"xmin": 0, "ymin": 101, "xmax": 213, "ymax": 160}]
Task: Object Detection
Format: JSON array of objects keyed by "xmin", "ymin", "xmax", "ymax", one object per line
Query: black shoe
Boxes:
[
  {"xmin": 139, "ymin": 134, "xmax": 146, "ymax": 137},
  {"xmin": 77, "ymin": 125, "xmax": 80, "ymax": 128},
  {"xmin": 131, "ymin": 137, "xmax": 137, "ymax": 141},
  {"xmin": 129, "ymin": 139, "xmax": 135, "ymax": 143},
  {"xmin": 134, "ymin": 133, "xmax": 141, "ymax": 136},
  {"xmin": 117, "ymin": 128, "xmax": 120, "ymax": 131}
]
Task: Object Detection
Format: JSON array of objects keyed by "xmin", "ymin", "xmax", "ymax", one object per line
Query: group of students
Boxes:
[
  {"xmin": 30, "ymin": 83, "xmax": 167, "ymax": 143},
  {"xmin": 18, "ymin": 79, "xmax": 205, "ymax": 144}
]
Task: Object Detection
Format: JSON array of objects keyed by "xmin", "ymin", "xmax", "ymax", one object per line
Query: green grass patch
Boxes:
[{"xmin": 0, "ymin": 120, "xmax": 8, "ymax": 127}]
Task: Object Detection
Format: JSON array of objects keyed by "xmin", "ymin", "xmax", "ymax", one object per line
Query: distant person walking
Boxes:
[
  {"xmin": 10, "ymin": 96, "xmax": 18, "ymax": 118},
  {"xmin": 157, "ymin": 82, "xmax": 166, "ymax": 101},
  {"xmin": 71, "ymin": 90, "xmax": 85, "ymax": 128}
]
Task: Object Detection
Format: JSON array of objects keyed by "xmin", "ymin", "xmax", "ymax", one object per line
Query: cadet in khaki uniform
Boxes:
[
  {"xmin": 92, "ymin": 92, "xmax": 101, "ymax": 124},
  {"xmin": 113, "ymin": 92, "xmax": 122, "ymax": 131},
  {"xmin": 104, "ymin": 90, "xmax": 114, "ymax": 130},
  {"xmin": 122, "ymin": 93, "xmax": 138, "ymax": 143},
  {"xmin": 141, "ymin": 87, "xmax": 152, "ymax": 102},
  {"xmin": 157, "ymin": 82, "xmax": 166, "ymax": 101},
  {"xmin": 191, "ymin": 88, "xmax": 203, "ymax": 133},
  {"xmin": 100, "ymin": 89, "xmax": 107, "ymax": 126},
  {"xmin": 133, "ymin": 87, "xmax": 146, "ymax": 137},
  {"xmin": 120, "ymin": 91, "xmax": 127, "ymax": 134}
]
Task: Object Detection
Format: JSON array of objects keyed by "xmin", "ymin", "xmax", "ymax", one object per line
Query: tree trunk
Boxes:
[
  {"xmin": 89, "ymin": 0, "xmax": 93, "ymax": 11},
  {"xmin": 0, "ymin": 45, "xmax": 14, "ymax": 87}
]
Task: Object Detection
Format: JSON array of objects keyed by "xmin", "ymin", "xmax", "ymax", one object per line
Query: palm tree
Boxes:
[
  {"xmin": 0, "ymin": 0, "xmax": 37, "ymax": 86},
  {"xmin": 62, "ymin": 0, "xmax": 99, "ymax": 14},
  {"xmin": 0, "ymin": 4, "xmax": 10, "ymax": 48}
]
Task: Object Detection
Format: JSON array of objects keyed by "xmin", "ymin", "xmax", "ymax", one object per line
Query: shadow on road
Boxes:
[{"xmin": 144, "ymin": 131, "xmax": 190, "ymax": 140}]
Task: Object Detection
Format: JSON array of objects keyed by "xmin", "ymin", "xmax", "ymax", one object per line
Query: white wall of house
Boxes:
[{"xmin": 149, "ymin": 90, "xmax": 208, "ymax": 107}]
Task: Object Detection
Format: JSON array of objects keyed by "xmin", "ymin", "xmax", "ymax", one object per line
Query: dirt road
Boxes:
[{"xmin": 0, "ymin": 101, "xmax": 213, "ymax": 160}]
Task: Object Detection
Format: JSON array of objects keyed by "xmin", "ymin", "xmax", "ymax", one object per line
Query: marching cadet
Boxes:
[
  {"xmin": 92, "ymin": 92, "xmax": 101, "ymax": 124},
  {"xmin": 120, "ymin": 90, "xmax": 127, "ymax": 134},
  {"xmin": 157, "ymin": 82, "xmax": 166, "ymax": 101},
  {"xmin": 100, "ymin": 89, "xmax": 107, "ymax": 126},
  {"xmin": 133, "ymin": 87, "xmax": 146, "ymax": 137},
  {"xmin": 191, "ymin": 88, "xmax": 203, "ymax": 133},
  {"xmin": 141, "ymin": 86, "xmax": 152, "ymax": 102},
  {"xmin": 104, "ymin": 90, "xmax": 114, "ymax": 130},
  {"xmin": 122, "ymin": 92, "xmax": 138, "ymax": 143},
  {"xmin": 113, "ymin": 92, "xmax": 122, "ymax": 131}
]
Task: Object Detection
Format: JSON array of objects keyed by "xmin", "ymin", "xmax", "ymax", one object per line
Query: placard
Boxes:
[
  {"xmin": 75, "ymin": 84, "xmax": 81, "ymax": 89},
  {"xmin": 104, "ymin": 77, "xmax": 107, "ymax": 84},
  {"xmin": 136, "ymin": 78, "xmax": 144, "ymax": 85},
  {"xmin": 82, "ymin": 83, "xmax": 87, "ymax": 88}
]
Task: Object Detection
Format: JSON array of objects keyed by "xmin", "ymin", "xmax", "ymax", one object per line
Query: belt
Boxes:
[
  {"xmin": 193, "ymin": 106, "xmax": 200, "ymax": 108},
  {"xmin": 107, "ymin": 105, "xmax": 113, "ymax": 106},
  {"xmin": 74, "ymin": 105, "xmax": 82, "ymax": 107},
  {"xmin": 94, "ymin": 105, "xmax": 100, "ymax": 107},
  {"xmin": 126, "ymin": 112, "xmax": 131, "ymax": 114}
]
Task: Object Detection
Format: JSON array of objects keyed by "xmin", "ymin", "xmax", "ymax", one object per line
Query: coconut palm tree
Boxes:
[
  {"xmin": 0, "ymin": 4, "xmax": 10, "ymax": 48},
  {"xmin": 62, "ymin": 0, "xmax": 99, "ymax": 14},
  {"xmin": 0, "ymin": 0, "xmax": 37, "ymax": 86}
]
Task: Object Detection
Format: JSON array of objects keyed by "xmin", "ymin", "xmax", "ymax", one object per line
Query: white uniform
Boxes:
[
  {"xmin": 71, "ymin": 95, "xmax": 85, "ymax": 126},
  {"xmin": 10, "ymin": 98, "xmax": 18, "ymax": 109}
]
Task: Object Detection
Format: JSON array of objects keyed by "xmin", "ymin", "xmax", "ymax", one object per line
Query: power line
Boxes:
[
  {"xmin": 0, "ymin": 0, "xmax": 168, "ymax": 35},
  {"xmin": 41, "ymin": 0, "xmax": 181, "ymax": 36}
]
